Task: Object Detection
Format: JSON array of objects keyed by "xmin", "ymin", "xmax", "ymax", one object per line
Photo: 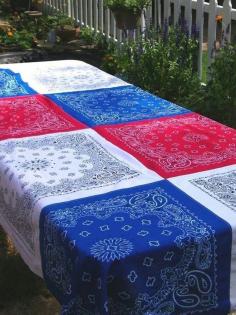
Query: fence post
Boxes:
[
  {"xmin": 196, "ymin": 0, "xmax": 204, "ymax": 79},
  {"xmin": 222, "ymin": 0, "xmax": 232, "ymax": 45},
  {"xmin": 208, "ymin": 0, "xmax": 217, "ymax": 72}
]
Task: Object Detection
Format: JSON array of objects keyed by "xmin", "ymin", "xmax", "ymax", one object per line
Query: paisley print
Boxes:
[
  {"xmin": 0, "ymin": 95, "xmax": 85, "ymax": 140},
  {"xmin": 0, "ymin": 69, "xmax": 35, "ymax": 97},
  {"xmin": 40, "ymin": 181, "xmax": 232, "ymax": 315},
  {"xmin": 96, "ymin": 113, "xmax": 236, "ymax": 177},
  {"xmin": 48, "ymin": 86, "xmax": 190, "ymax": 126}
]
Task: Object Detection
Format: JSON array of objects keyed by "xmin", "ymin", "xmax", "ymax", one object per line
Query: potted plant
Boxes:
[{"xmin": 104, "ymin": 0, "xmax": 151, "ymax": 30}]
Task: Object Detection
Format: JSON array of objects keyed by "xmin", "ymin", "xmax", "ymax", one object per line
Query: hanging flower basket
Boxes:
[{"xmin": 112, "ymin": 8, "xmax": 141, "ymax": 30}]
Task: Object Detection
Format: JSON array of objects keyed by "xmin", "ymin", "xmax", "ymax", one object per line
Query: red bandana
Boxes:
[
  {"xmin": 0, "ymin": 95, "xmax": 86, "ymax": 141},
  {"xmin": 96, "ymin": 113, "xmax": 236, "ymax": 177}
]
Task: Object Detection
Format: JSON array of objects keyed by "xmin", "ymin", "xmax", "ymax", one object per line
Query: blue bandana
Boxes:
[{"xmin": 48, "ymin": 86, "xmax": 190, "ymax": 126}]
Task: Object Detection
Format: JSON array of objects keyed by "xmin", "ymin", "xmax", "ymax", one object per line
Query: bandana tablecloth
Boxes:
[{"xmin": 0, "ymin": 60, "xmax": 235, "ymax": 315}]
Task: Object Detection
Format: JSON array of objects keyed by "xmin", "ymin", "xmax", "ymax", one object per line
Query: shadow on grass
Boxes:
[{"xmin": 0, "ymin": 226, "xmax": 60, "ymax": 315}]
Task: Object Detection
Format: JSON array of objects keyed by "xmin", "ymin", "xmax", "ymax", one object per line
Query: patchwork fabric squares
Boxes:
[
  {"xmin": 96, "ymin": 113, "xmax": 236, "ymax": 177},
  {"xmin": 0, "ymin": 95, "xmax": 85, "ymax": 141},
  {"xmin": 40, "ymin": 180, "xmax": 232, "ymax": 315},
  {"xmin": 48, "ymin": 86, "xmax": 190, "ymax": 126},
  {"xmin": 1, "ymin": 60, "xmax": 130, "ymax": 94},
  {"xmin": 189, "ymin": 168, "xmax": 236, "ymax": 212},
  {"xmin": 0, "ymin": 69, "xmax": 35, "ymax": 97},
  {"xmin": 169, "ymin": 165, "xmax": 236, "ymax": 305},
  {"xmin": 0, "ymin": 129, "xmax": 159, "ymax": 275}
]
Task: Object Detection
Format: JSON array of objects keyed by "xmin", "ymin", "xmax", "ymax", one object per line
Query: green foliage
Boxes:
[
  {"xmin": 104, "ymin": 0, "xmax": 151, "ymax": 11},
  {"xmin": 9, "ymin": 13, "xmax": 75, "ymax": 39},
  {"xmin": 80, "ymin": 26, "xmax": 95, "ymax": 45},
  {"xmin": 0, "ymin": 28, "xmax": 35, "ymax": 49},
  {"xmin": 102, "ymin": 26, "xmax": 202, "ymax": 107},
  {"xmin": 103, "ymin": 30, "xmax": 236, "ymax": 129},
  {"xmin": 203, "ymin": 44, "xmax": 236, "ymax": 128},
  {"xmin": 0, "ymin": 12, "xmax": 76, "ymax": 49},
  {"xmin": 79, "ymin": 26, "xmax": 110, "ymax": 50}
]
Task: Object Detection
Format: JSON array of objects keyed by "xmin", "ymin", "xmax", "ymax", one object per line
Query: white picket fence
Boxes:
[{"xmin": 43, "ymin": 0, "xmax": 236, "ymax": 79}]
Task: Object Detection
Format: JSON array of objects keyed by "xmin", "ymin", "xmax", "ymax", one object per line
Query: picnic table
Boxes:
[{"xmin": 0, "ymin": 60, "xmax": 235, "ymax": 315}]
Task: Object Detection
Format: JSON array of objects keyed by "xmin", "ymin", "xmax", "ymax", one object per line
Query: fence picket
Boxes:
[
  {"xmin": 79, "ymin": 0, "xmax": 83, "ymax": 25},
  {"xmin": 110, "ymin": 12, "xmax": 116, "ymax": 39},
  {"xmin": 117, "ymin": 29, "xmax": 122, "ymax": 42},
  {"xmin": 141, "ymin": 9, "xmax": 146, "ymax": 34},
  {"xmin": 105, "ymin": 8, "xmax": 110, "ymax": 38},
  {"xmin": 94, "ymin": 0, "xmax": 98, "ymax": 31},
  {"xmin": 84, "ymin": 0, "xmax": 88, "ymax": 26},
  {"xmin": 146, "ymin": 4, "xmax": 153, "ymax": 28},
  {"xmin": 88, "ymin": 0, "xmax": 93, "ymax": 28},
  {"xmin": 185, "ymin": 0, "xmax": 192, "ymax": 35},
  {"xmin": 157, "ymin": 0, "xmax": 161, "ymax": 26},
  {"xmin": 164, "ymin": 0, "xmax": 171, "ymax": 22},
  {"xmin": 208, "ymin": 0, "xmax": 218, "ymax": 69},
  {"xmin": 74, "ymin": 0, "xmax": 78, "ymax": 23},
  {"xmin": 44, "ymin": 0, "xmax": 235, "ymax": 81},
  {"xmin": 98, "ymin": 0, "xmax": 104, "ymax": 33},
  {"xmin": 68, "ymin": 0, "xmax": 72, "ymax": 17},
  {"xmin": 174, "ymin": 0, "xmax": 181, "ymax": 25},
  {"xmin": 196, "ymin": 0, "xmax": 204, "ymax": 79},
  {"xmin": 222, "ymin": 0, "xmax": 232, "ymax": 45},
  {"xmin": 63, "ymin": 0, "xmax": 66, "ymax": 14},
  {"xmin": 55, "ymin": 0, "xmax": 59, "ymax": 11},
  {"xmin": 153, "ymin": 0, "xmax": 158, "ymax": 28}
]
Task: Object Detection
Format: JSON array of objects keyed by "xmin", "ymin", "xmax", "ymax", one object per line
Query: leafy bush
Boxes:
[
  {"xmin": 102, "ymin": 25, "xmax": 202, "ymax": 107},
  {"xmin": 79, "ymin": 26, "xmax": 95, "ymax": 45},
  {"xmin": 79, "ymin": 26, "xmax": 110, "ymax": 50},
  {"xmin": 0, "ymin": 28, "xmax": 36, "ymax": 49},
  {"xmin": 203, "ymin": 44, "xmax": 236, "ymax": 128},
  {"xmin": 9, "ymin": 13, "xmax": 75, "ymax": 40}
]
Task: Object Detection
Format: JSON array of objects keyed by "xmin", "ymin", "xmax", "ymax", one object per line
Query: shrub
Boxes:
[
  {"xmin": 0, "ymin": 28, "xmax": 36, "ymax": 49},
  {"xmin": 9, "ymin": 13, "xmax": 75, "ymax": 39},
  {"xmin": 102, "ymin": 25, "xmax": 202, "ymax": 107},
  {"xmin": 203, "ymin": 44, "xmax": 236, "ymax": 128}
]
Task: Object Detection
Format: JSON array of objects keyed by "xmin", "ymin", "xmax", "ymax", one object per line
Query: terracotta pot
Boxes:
[
  {"xmin": 112, "ymin": 8, "xmax": 141, "ymax": 30},
  {"xmin": 57, "ymin": 27, "xmax": 76, "ymax": 42}
]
